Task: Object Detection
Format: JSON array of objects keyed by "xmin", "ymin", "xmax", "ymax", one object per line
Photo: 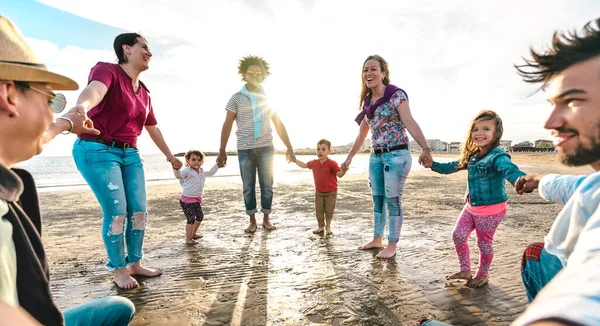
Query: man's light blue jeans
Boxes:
[
  {"xmin": 237, "ymin": 146, "xmax": 274, "ymax": 215},
  {"xmin": 63, "ymin": 296, "xmax": 135, "ymax": 326}
]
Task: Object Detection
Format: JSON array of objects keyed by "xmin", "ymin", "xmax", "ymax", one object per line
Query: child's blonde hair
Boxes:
[
  {"xmin": 317, "ymin": 139, "xmax": 332, "ymax": 150},
  {"xmin": 457, "ymin": 110, "xmax": 504, "ymax": 169}
]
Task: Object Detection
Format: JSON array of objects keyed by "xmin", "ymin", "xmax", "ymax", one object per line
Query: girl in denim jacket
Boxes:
[{"xmin": 424, "ymin": 110, "xmax": 526, "ymax": 287}]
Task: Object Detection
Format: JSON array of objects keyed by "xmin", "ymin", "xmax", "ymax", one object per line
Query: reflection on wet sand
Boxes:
[{"xmin": 40, "ymin": 155, "xmax": 581, "ymax": 325}]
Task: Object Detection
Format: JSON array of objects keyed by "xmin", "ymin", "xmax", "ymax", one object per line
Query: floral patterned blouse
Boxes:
[{"xmin": 366, "ymin": 89, "xmax": 410, "ymax": 150}]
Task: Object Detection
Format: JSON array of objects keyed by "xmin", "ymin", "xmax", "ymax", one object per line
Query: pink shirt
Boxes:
[
  {"xmin": 78, "ymin": 62, "xmax": 157, "ymax": 148},
  {"xmin": 465, "ymin": 195, "xmax": 507, "ymax": 216}
]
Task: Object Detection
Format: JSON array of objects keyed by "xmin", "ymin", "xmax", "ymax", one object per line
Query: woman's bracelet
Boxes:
[
  {"xmin": 166, "ymin": 155, "xmax": 174, "ymax": 162},
  {"xmin": 56, "ymin": 117, "xmax": 73, "ymax": 135},
  {"xmin": 422, "ymin": 147, "xmax": 433, "ymax": 152}
]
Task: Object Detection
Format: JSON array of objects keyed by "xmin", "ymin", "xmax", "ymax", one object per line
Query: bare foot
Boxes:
[
  {"xmin": 325, "ymin": 228, "xmax": 332, "ymax": 235},
  {"xmin": 358, "ymin": 239, "xmax": 383, "ymax": 250},
  {"xmin": 376, "ymin": 245, "xmax": 397, "ymax": 259},
  {"xmin": 192, "ymin": 234, "xmax": 203, "ymax": 239},
  {"xmin": 244, "ymin": 223, "xmax": 257, "ymax": 233},
  {"xmin": 312, "ymin": 227, "xmax": 324, "ymax": 234},
  {"xmin": 445, "ymin": 271, "xmax": 473, "ymax": 281},
  {"xmin": 262, "ymin": 220, "xmax": 276, "ymax": 231},
  {"xmin": 113, "ymin": 268, "xmax": 138, "ymax": 289},
  {"xmin": 128, "ymin": 262, "xmax": 162, "ymax": 277},
  {"xmin": 466, "ymin": 277, "xmax": 488, "ymax": 288},
  {"xmin": 186, "ymin": 240, "xmax": 198, "ymax": 246}
]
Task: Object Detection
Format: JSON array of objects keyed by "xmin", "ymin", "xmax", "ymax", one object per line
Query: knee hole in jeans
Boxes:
[
  {"xmin": 133, "ymin": 212, "xmax": 147, "ymax": 231},
  {"xmin": 109, "ymin": 215, "xmax": 126, "ymax": 235}
]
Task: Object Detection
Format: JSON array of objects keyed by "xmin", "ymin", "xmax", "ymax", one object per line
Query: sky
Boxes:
[{"xmin": 3, "ymin": 0, "xmax": 600, "ymax": 156}]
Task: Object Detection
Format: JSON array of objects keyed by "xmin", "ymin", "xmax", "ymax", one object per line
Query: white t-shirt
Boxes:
[{"xmin": 0, "ymin": 200, "xmax": 18, "ymax": 306}]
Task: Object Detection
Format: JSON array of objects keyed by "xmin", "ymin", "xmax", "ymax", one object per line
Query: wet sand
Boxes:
[{"xmin": 40, "ymin": 153, "xmax": 591, "ymax": 325}]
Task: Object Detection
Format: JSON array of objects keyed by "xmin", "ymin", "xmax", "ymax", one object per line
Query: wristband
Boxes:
[{"xmin": 56, "ymin": 117, "xmax": 73, "ymax": 135}]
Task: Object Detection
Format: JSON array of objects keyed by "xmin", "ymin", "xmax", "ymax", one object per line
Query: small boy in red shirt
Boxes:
[{"xmin": 293, "ymin": 139, "xmax": 346, "ymax": 236}]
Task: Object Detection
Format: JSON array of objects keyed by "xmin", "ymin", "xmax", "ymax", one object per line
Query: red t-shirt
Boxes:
[
  {"xmin": 306, "ymin": 158, "xmax": 341, "ymax": 193},
  {"xmin": 79, "ymin": 62, "xmax": 157, "ymax": 148}
]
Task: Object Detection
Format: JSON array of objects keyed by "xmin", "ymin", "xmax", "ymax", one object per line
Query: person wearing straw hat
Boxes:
[{"xmin": 0, "ymin": 15, "xmax": 135, "ymax": 325}]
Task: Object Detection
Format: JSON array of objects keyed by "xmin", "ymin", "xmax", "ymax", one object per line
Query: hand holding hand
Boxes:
[
  {"xmin": 169, "ymin": 157, "xmax": 183, "ymax": 170},
  {"xmin": 341, "ymin": 158, "xmax": 352, "ymax": 172},
  {"xmin": 61, "ymin": 105, "xmax": 100, "ymax": 135},
  {"xmin": 217, "ymin": 151, "xmax": 227, "ymax": 168},
  {"xmin": 515, "ymin": 175, "xmax": 541, "ymax": 195},
  {"xmin": 418, "ymin": 150, "xmax": 432, "ymax": 168},
  {"xmin": 286, "ymin": 148, "xmax": 296, "ymax": 163}
]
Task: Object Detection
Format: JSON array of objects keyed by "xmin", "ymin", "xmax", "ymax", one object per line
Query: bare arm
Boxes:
[
  {"xmin": 74, "ymin": 81, "xmax": 108, "ymax": 112},
  {"xmin": 0, "ymin": 302, "xmax": 41, "ymax": 326},
  {"xmin": 294, "ymin": 159, "xmax": 308, "ymax": 169},
  {"xmin": 217, "ymin": 111, "xmax": 236, "ymax": 168},
  {"xmin": 336, "ymin": 169, "xmax": 347, "ymax": 178},
  {"xmin": 40, "ymin": 81, "xmax": 108, "ymax": 145},
  {"xmin": 271, "ymin": 111, "xmax": 295, "ymax": 163},
  {"xmin": 145, "ymin": 125, "xmax": 182, "ymax": 169},
  {"xmin": 342, "ymin": 119, "xmax": 369, "ymax": 170},
  {"xmin": 396, "ymin": 100, "xmax": 432, "ymax": 166}
]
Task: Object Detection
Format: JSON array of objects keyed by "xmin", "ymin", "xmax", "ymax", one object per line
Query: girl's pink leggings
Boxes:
[{"xmin": 452, "ymin": 208, "xmax": 506, "ymax": 279}]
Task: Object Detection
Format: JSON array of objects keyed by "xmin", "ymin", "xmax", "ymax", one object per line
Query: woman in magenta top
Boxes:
[{"xmin": 71, "ymin": 33, "xmax": 182, "ymax": 289}]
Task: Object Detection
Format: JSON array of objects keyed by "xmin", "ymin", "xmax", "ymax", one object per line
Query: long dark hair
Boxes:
[{"xmin": 113, "ymin": 33, "xmax": 144, "ymax": 64}]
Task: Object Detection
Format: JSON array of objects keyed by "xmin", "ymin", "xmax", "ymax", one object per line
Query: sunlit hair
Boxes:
[
  {"xmin": 457, "ymin": 110, "xmax": 504, "ymax": 169},
  {"xmin": 358, "ymin": 55, "xmax": 390, "ymax": 110},
  {"xmin": 114, "ymin": 33, "xmax": 145, "ymax": 64},
  {"xmin": 238, "ymin": 55, "xmax": 271, "ymax": 82},
  {"xmin": 317, "ymin": 139, "xmax": 332, "ymax": 150},
  {"xmin": 515, "ymin": 18, "xmax": 600, "ymax": 89},
  {"xmin": 184, "ymin": 149, "xmax": 204, "ymax": 162}
]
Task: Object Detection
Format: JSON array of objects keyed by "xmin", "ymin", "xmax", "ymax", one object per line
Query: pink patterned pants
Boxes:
[{"xmin": 452, "ymin": 208, "xmax": 506, "ymax": 279}]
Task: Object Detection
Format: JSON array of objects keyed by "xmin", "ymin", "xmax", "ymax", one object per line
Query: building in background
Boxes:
[
  {"xmin": 535, "ymin": 139, "xmax": 554, "ymax": 149},
  {"xmin": 499, "ymin": 140, "xmax": 512, "ymax": 152}
]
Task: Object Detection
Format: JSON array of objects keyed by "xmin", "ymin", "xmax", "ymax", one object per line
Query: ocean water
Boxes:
[{"xmin": 16, "ymin": 153, "xmax": 449, "ymax": 192}]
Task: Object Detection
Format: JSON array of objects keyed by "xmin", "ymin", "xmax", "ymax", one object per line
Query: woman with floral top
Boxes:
[{"xmin": 343, "ymin": 54, "xmax": 432, "ymax": 259}]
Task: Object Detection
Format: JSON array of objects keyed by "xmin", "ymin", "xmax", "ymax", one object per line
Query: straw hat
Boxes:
[{"xmin": 0, "ymin": 15, "xmax": 78, "ymax": 90}]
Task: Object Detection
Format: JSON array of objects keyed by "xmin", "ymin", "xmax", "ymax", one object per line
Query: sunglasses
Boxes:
[
  {"xmin": 246, "ymin": 71, "xmax": 262, "ymax": 77},
  {"xmin": 14, "ymin": 81, "xmax": 67, "ymax": 113}
]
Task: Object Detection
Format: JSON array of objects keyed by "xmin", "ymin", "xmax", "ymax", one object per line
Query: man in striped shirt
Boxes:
[{"xmin": 217, "ymin": 55, "xmax": 295, "ymax": 233}]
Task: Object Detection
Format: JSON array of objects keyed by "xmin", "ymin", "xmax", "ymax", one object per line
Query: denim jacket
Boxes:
[{"xmin": 431, "ymin": 147, "xmax": 525, "ymax": 206}]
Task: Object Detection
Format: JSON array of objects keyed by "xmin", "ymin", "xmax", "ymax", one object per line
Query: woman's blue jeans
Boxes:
[
  {"xmin": 368, "ymin": 149, "xmax": 412, "ymax": 243},
  {"xmin": 237, "ymin": 146, "xmax": 274, "ymax": 216},
  {"xmin": 63, "ymin": 296, "xmax": 135, "ymax": 326},
  {"xmin": 73, "ymin": 139, "xmax": 147, "ymax": 270}
]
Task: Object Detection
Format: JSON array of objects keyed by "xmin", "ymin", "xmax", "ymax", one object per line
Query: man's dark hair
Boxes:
[
  {"xmin": 238, "ymin": 55, "xmax": 270, "ymax": 82},
  {"xmin": 515, "ymin": 18, "xmax": 600, "ymax": 88},
  {"xmin": 113, "ymin": 33, "xmax": 144, "ymax": 64}
]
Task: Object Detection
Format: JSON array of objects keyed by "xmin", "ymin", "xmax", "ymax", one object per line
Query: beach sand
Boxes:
[{"xmin": 39, "ymin": 153, "xmax": 590, "ymax": 325}]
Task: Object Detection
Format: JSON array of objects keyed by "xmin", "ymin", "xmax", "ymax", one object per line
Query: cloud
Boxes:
[{"xmin": 32, "ymin": 0, "xmax": 600, "ymax": 156}]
